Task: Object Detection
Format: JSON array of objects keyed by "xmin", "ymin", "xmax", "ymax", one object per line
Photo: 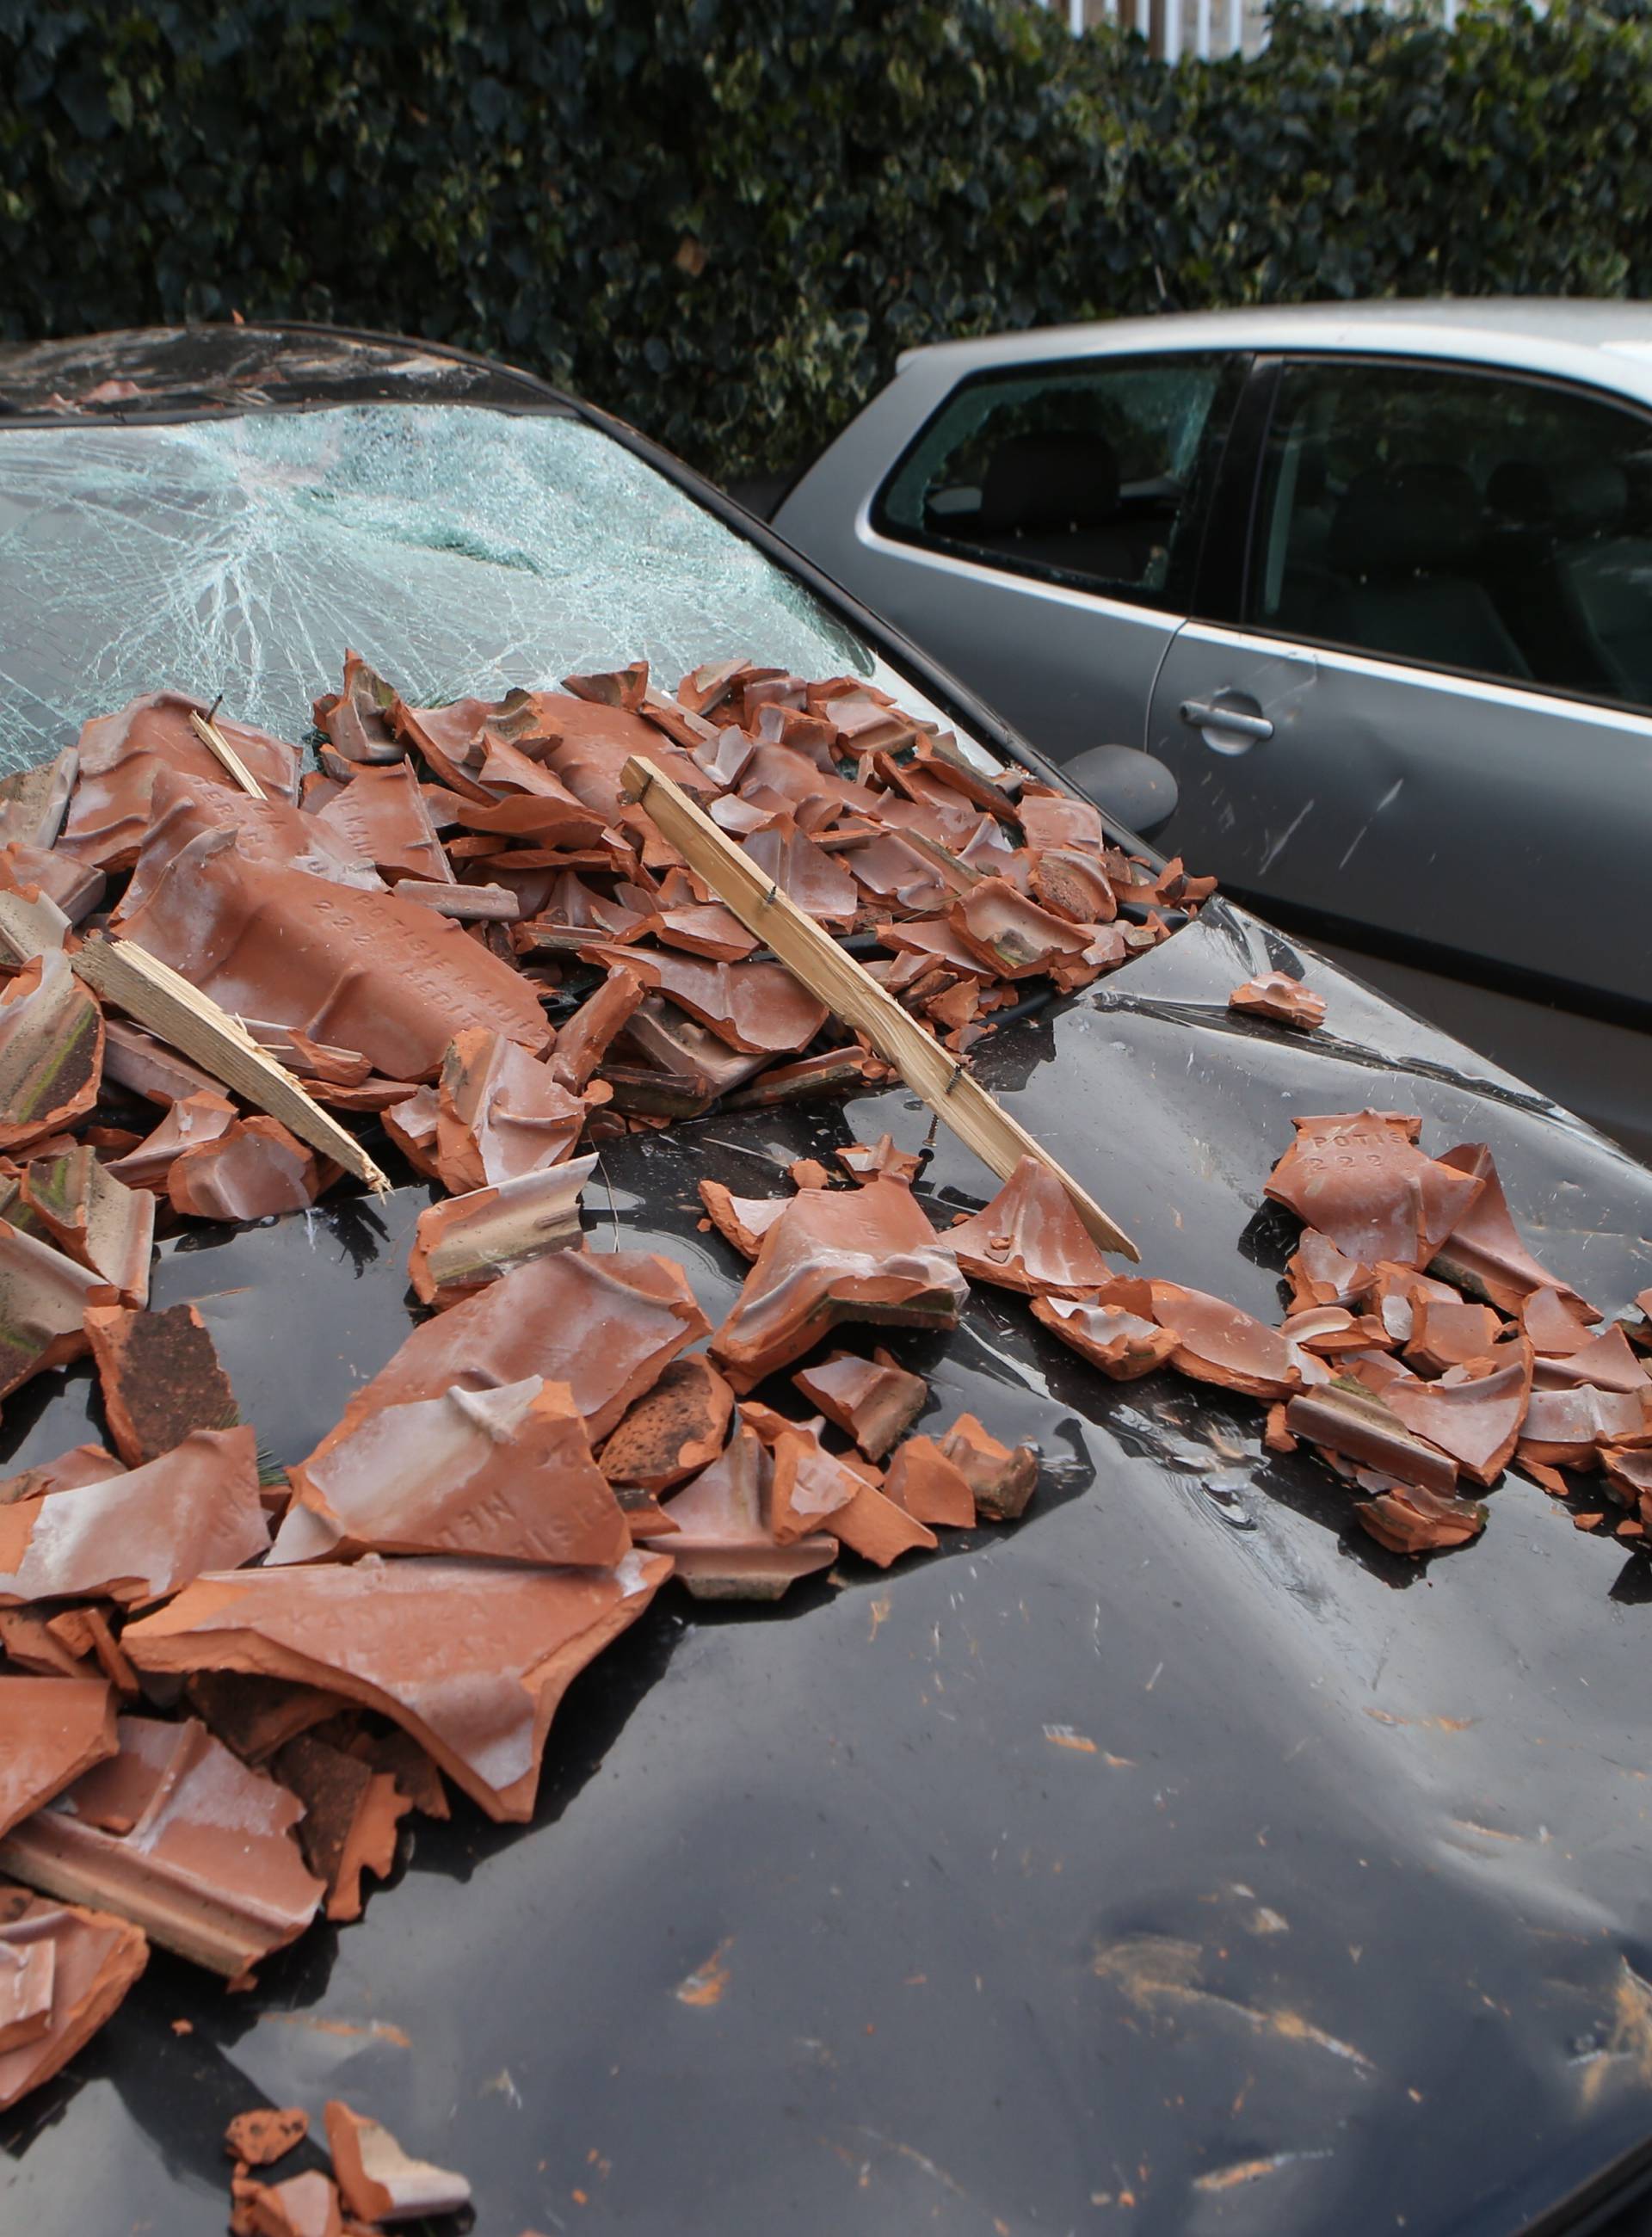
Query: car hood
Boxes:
[{"xmin": 5, "ymin": 888, "xmax": 1651, "ymax": 2237}]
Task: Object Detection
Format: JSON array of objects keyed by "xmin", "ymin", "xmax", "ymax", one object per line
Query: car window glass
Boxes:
[
  {"xmin": 876, "ymin": 354, "xmax": 1227, "ymax": 606},
  {"xmin": 1248, "ymin": 359, "xmax": 1652, "ymax": 712}
]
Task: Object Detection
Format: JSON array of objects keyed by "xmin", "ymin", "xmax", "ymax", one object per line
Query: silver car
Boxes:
[{"xmin": 774, "ymin": 302, "xmax": 1652, "ymax": 1158}]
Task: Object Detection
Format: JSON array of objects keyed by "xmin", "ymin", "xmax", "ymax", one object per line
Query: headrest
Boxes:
[
  {"xmin": 1487, "ymin": 456, "xmax": 1628, "ymax": 535},
  {"xmin": 974, "ymin": 430, "xmax": 1121, "ymax": 536},
  {"xmin": 1329, "ymin": 461, "xmax": 1484, "ymax": 580}
]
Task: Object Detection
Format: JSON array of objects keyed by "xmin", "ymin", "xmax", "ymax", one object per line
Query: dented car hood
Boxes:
[{"xmin": 1, "ymin": 329, "xmax": 1651, "ymax": 2237}]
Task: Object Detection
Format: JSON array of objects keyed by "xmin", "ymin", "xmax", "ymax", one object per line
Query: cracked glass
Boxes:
[{"xmin": 0, "ymin": 404, "xmax": 883, "ymax": 775}]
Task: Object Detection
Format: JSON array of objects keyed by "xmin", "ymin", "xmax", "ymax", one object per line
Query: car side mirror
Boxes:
[{"xmin": 1061, "ymin": 744, "xmax": 1180, "ymax": 842}]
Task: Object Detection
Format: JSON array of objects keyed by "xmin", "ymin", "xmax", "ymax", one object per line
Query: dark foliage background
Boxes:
[{"xmin": 1, "ymin": 0, "xmax": 1649, "ymax": 476}]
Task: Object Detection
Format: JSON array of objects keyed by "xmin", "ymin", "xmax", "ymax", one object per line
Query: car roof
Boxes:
[{"xmin": 896, "ymin": 298, "xmax": 1652, "ymax": 406}]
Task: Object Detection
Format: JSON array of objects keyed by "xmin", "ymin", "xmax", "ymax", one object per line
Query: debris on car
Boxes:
[{"xmin": 1228, "ymin": 968, "xmax": 1328, "ymax": 1031}]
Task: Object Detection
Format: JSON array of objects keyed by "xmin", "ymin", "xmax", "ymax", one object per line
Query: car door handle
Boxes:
[{"xmin": 1180, "ymin": 699, "xmax": 1273, "ymax": 742}]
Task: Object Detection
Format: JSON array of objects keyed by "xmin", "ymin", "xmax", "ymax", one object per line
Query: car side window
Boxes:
[
  {"xmin": 1248, "ymin": 358, "xmax": 1652, "ymax": 712},
  {"xmin": 874, "ymin": 353, "xmax": 1229, "ymax": 607}
]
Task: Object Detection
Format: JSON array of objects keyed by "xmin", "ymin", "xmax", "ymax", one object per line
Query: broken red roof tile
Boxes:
[
  {"xmin": 1356, "ymin": 1482, "xmax": 1489, "ymax": 1556},
  {"xmin": 1030, "ymin": 1293, "xmax": 1179, "ymax": 1380},
  {"xmin": 0, "ymin": 1426, "xmax": 267, "ymax": 1608},
  {"xmin": 312, "ymin": 651, "xmax": 404, "ymax": 767},
  {"xmin": 186, "ymin": 1674, "xmax": 343, "ymax": 1768},
  {"xmin": 942, "ymin": 1155, "xmax": 1116, "ymax": 1297},
  {"xmin": 743, "ymin": 817, "xmax": 858, "ymax": 927},
  {"xmin": 825, "ymin": 1463, "xmax": 938, "ymax": 1568},
  {"xmin": 84, "ymin": 1300, "xmax": 239, "ymax": 1465},
  {"xmin": 752, "ymin": 1417, "xmax": 867, "ymax": 1545},
  {"xmin": 1531, "ymin": 1323, "xmax": 1649, "ymax": 1396},
  {"xmin": 0, "ymin": 1443, "xmax": 122, "ymax": 1507},
  {"xmin": 114, "ymin": 829, "xmax": 549, "ymax": 1082},
  {"xmin": 643, "ymin": 1421, "xmax": 835, "ymax": 1596},
  {"xmin": 1026, "ymin": 847, "xmax": 1116, "ymax": 927},
  {"xmin": 225, "ymin": 2106, "xmax": 310, "ymax": 2169},
  {"xmin": 311, "ymin": 761, "xmax": 453, "ymax": 887},
  {"xmin": 1015, "ymin": 785, "xmax": 1106, "ymax": 854},
  {"xmin": 697, "ymin": 1180, "xmax": 787, "ymax": 1260},
  {"xmin": 0, "ymin": 1883, "xmax": 147, "ymax": 2111},
  {"xmin": 1520, "ymin": 1285, "xmax": 1600, "ymax": 1356},
  {"xmin": 0, "ymin": 1714, "xmax": 323, "ymax": 1979},
  {"xmin": 379, "ymin": 1085, "xmax": 441, "ymax": 1179},
  {"xmin": 273, "ymin": 1733, "xmax": 409, "ymax": 1925},
  {"xmin": 100, "ymin": 1018, "xmax": 221, "ymax": 1108},
  {"xmin": 1429, "ymin": 1143, "xmax": 1592, "ymax": 1315},
  {"xmin": 324, "ymin": 2098, "xmax": 472, "ymax": 2225},
  {"xmin": 546, "ymin": 964, "xmax": 646, "ymax": 1092},
  {"xmin": 1146, "ymin": 1281, "xmax": 1302, "ymax": 1401},
  {"xmin": 118, "ymin": 766, "xmax": 385, "ymax": 915},
  {"xmin": 435, "ymin": 1029, "xmax": 587, "ymax": 1192},
  {"xmin": 723, "ymin": 1045, "xmax": 891, "ymax": 1107},
  {"xmin": 126, "ymin": 1555, "xmax": 672, "ymax": 1821},
  {"xmin": 0, "ymin": 838, "xmax": 104, "ymax": 925},
  {"xmin": 0, "ymin": 1678, "xmax": 117, "ymax": 1839},
  {"xmin": 1285, "ymin": 1229, "xmax": 1374, "ymax": 1312},
  {"xmin": 711, "ymin": 1176, "xmax": 966, "ymax": 1390},
  {"xmin": 407, "ymin": 1157, "xmax": 595, "ymax": 1309},
  {"xmin": 948, "ymin": 880, "xmax": 1094, "ymax": 980},
  {"xmin": 59, "ymin": 692, "xmax": 301, "ymax": 872},
  {"xmin": 0, "ymin": 950, "xmax": 104, "ymax": 1154},
  {"xmin": 1265, "ymin": 1112, "xmax": 1484, "ymax": 1270},
  {"xmin": 1384, "ymin": 1336, "xmax": 1533, "ymax": 1485},
  {"xmin": 231, "ymin": 2169, "xmax": 346, "ymax": 2237},
  {"xmin": 1228, "ymin": 971, "xmax": 1326, "ymax": 1032},
  {"xmin": 791, "ymin": 1348, "xmax": 928, "ymax": 1460},
  {"xmin": 580, "ymin": 942, "xmax": 829, "ymax": 1058},
  {"xmin": 884, "ymin": 1436, "xmax": 975, "ymax": 1529},
  {"xmin": 646, "ymin": 902, "xmax": 758, "ymax": 962},
  {"xmin": 932, "ymin": 1413, "xmax": 1039, "ymax": 1520},
  {"xmin": 313, "ymin": 1246, "xmax": 709, "ymax": 1460},
  {"xmin": 276, "ymin": 1375, "xmax": 630, "ymax": 1568},
  {"xmin": 169, "ymin": 1117, "xmax": 324, "ymax": 1223},
  {"xmin": 597, "ymin": 1357, "xmax": 734, "ymax": 1494},
  {"xmin": 0, "ymin": 1223, "xmax": 115, "ymax": 1401},
  {"xmin": 14, "ymin": 1146, "xmax": 153, "ymax": 1304},
  {"xmin": 238, "ymin": 1025, "xmax": 372, "ymax": 1088},
  {"xmin": 0, "ymin": 750, "xmax": 77, "ymax": 854},
  {"xmin": 1402, "ymin": 1297, "xmax": 1505, "ymax": 1374},
  {"xmin": 836, "ymin": 1137, "xmax": 923, "ymax": 1185},
  {"xmin": 1285, "ymin": 1385, "xmax": 1460, "ymax": 1496},
  {"xmin": 104, "ymin": 1091, "xmax": 239, "ymax": 1192}
]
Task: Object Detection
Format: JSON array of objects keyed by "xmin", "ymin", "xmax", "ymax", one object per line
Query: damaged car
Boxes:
[{"xmin": 0, "ymin": 324, "xmax": 1649, "ymax": 2237}]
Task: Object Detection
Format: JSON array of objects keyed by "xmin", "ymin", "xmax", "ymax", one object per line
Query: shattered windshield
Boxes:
[{"xmin": 0, "ymin": 404, "xmax": 880, "ymax": 775}]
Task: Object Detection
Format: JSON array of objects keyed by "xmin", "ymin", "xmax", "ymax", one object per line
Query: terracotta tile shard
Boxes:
[
  {"xmin": 1357, "ymin": 1482, "xmax": 1489, "ymax": 1556},
  {"xmin": 597, "ymin": 1357, "xmax": 734, "ymax": 1493},
  {"xmin": 1532, "ymin": 1323, "xmax": 1649, "ymax": 1396},
  {"xmin": 12, "ymin": 1148, "xmax": 153, "ymax": 1305},
  {"xmin": 106, "ymin": 1089, "xmax": 239, "ymax": 1192},
  {"xmin": 0, "ymin": 1922, "xmax": 54, "ymax": 2056},
  {"xmin": 837, "ymin": 1137, "xmax": 923, "ymax": 1185},
  {"xmin": 312, "ymin": 651, "xmax": 405, "ymax": 767},
  {"xmin": 1285, "ymin": 1386, "xmax": 1459, "ymax": 1496},
  {"xmin": 1031, "ymin": 1293, "xmax": 1179, "ymax": 1380},
  {"xmin": 45, "ymin": 1608, "xmax": 137, "ymax": 1698},
  {"xmin": 1028, "ymin": 847, "xmax": 1117, "ymax": 926},
  {"xmin": 0, "ymin": 1427, "xmax": 268, "ymax": 1608},
  {"xmin": 117, "ymin": 766, "xmax": 385, "ymax": 915},
  {"xmin": 792, "ymin": 1348, "xmax": 928, "ymax": 1460},
  {"xmin": 943, "ymin": 1155, "xmax": 1117, "ymax": 1296},
  {"xmin": 743, "ymin": 818, "xmax": 858, "ymax": 927},
  {"xmin": 711, "ymin": 1176, "xmax": 967, "ymax": 1390},
  {"xmin": 272, "ymin": 1735, "xmax": 409, "ymax": 1924},
  {"xmin": 60, "ymin": 691, "xmax": 300, "ymax": 872},
  {"xmin": 380, "ymin": 1084, "xmax": 441, "ymax": 1179},
  {"xmin": 84, "ymin": 1301, "xmax": 239, "ymax": 1465},
  {"xmin": 240, "ymin": 1024, "xmax": 373, "ymax": 1089},
  {"xmin": 1281, "ymin": 1304, "xmax": 1390, "ymax": 1358},
  {"xmin": 1521, "ymin": 1285, "xmax": 1602, "ymax": 1356},
  {"xmin": 1228, "ymin": 971, "xmax": 1327, "ymax": 1031},
  {"xmin": 761, "ymin": 1418, "xmax": 872, "ymax": 1544},
  {"xmin": 186, "ymin": 1674, "xmax": 342, "ymax": 1767},
  {"xmin": 275, "ymin": 1375, "xmax": 630, "ymax": 1568},
  {"xmin": 0, "ymin": 1223, "xmax": 115, "ymax": 1400},
  {"xmin": 696, "ymin": 1180, "xmax": 788, "ymax": 1261},
  {"xmin": 324, "ymin": 2098, "xmax": 472, "ymax": 2226},
  {"xmin": 1265, "ymin": 1112, "xmax": 1484, "ymax": 1270},
  {"xmin": 0, "ymin": 749, "xmax": 77, "ymax": 854},
  {"xmin": 647, "ymin": 1423, "xmax": 837, "ymax": 1596},
  {"xmin": 948, "ymin": 879, "xmax": 1094, "ymax": 979},
  {"xmin": 1384, "ymin": 1338, "xmax": 1533, "ymax": 1486},
  {"xmin": 0, "ymin": 1613, "xmax": 93, "ymax": 1679},
  {"xmin": 225, "ymin": 2106, "xmax": 310, "ymax": 2169},
  {"xmin": 827, "ymin": 1468, "xmax": 938, "ymax": 1568},
  {"xmin": 933, "ymin": 1413, "xmax": 1039, "ymax": 1519},
  {"xmin": 1518, "ymin": 1386, "xmax": 1652, "ymax": 1469},
  {"xmin": 0, "ymin": 1715, "xmax": 323, "ymax": 1978},
  {"xmin": 546, "ymin": 965, "xmax": 645, "ymax": 1092},
  {"xmin": 1146, "ymin": 1282, "xmax": 1302, "ymax": 1400},
  {"xmin": 1285, "ymin": 1230, "xmax": 1374, "ymax": 1311},
  {"xmin": 0, "ymin": 1885, "xmax": 147, "ymax": 2111},
  {"xmin": 122, "ymin": 1554, "xmax": 674, "ymax": 1823},
  {"xmin": 0, "ymin": 950, "xmax": 104, "ymax": 1152},
  {"xmin": 408, "ymin": 1155, "xmax": 596, "ymax": 1309},
  {"xmin": 884, "ymin": 1436, "xmax": 976, "ymax": 1528},
  {"xmin": 1398, "ymin": 1297, "xmax": 1504, "ymax": 1372},
  {"xmin": 101, "ymin": 1018, "xmax": 222, "ymax": 1107},
  {"xmin": 231, "ymin": 2169, "xmax": 346, "ymax": 2237},
  {"xmin": 311, "ymin": 761, "xmax": 451, "ymax": 884},
  {"xmin": 583, "ymin": 941, "xmax": 830, "ymax": 1059},
  {"xmin": 169, "ymin": 1117, "xmax": 323, "ymax": 1223},
  {"xmin": 395, "ymin": 878, "xmax": 519, "ymax": 922},
  {"xmin": 0, "ymin": 1679, "xmax": 118, "ymax": 1839},
  {"xmin": 435, "ymin": 1029, "xmax": 588, "ymax": 1192},
  {"xmin": 0, "ymin": 1443, "xmax": 122, "ymax": 1507},
  {"xmin": 0, "ymin": 839, "xmax": 104, "ymax": 925},
  {"xmin": 724, "ymin": 1046, "xmax": 893, "ymax": 1107},
  {"xmin": 114, "ymin": 829, "xmax": 548, "ymax": 1082},
  {"xmin": 1428, "ymin": 1143, "xmax": 1589, "ymax": 1314},
  {"xmin": 316, "ymin": 1248, "xmax": 709, "ymax": 1466}
]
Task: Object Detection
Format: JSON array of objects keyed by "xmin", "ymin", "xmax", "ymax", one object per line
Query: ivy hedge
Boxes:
[{"xmin": 1, "ymin": 0, "xmax": 1649, "ymax": 478}]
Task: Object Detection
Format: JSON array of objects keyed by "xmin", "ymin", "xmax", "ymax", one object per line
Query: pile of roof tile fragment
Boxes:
[{"xmin": 2, "ymin": 651, "xmax": 1210, "ymax": 2135}]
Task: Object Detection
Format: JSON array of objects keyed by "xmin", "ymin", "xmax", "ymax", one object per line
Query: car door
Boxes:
[
  {"xmin": 1146, "ymin": 354, "xmax": 1652, "ymax": 1008},
  {"xmin": 838, "ymin": 350, "xmax": 1245, "ymax": 762}
]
